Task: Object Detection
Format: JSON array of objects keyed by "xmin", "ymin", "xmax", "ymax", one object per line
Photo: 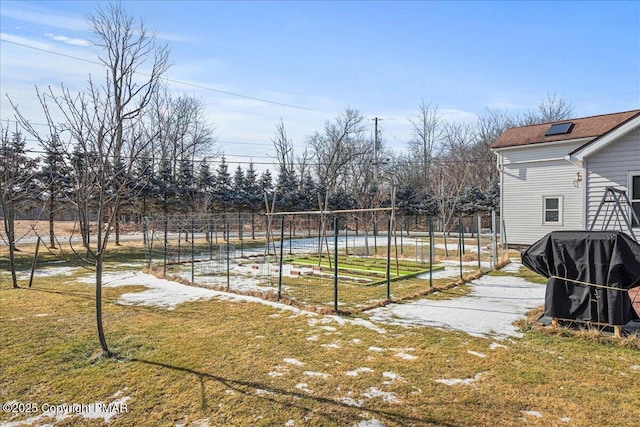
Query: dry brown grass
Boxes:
[{"xmin": 2, "ymin": 240, "xmax": 640, "ymax": 426}]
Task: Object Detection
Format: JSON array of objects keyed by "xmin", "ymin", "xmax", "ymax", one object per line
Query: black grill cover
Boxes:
[{"xmin": 521, "ymin": 231, "xmax": 640, "ymax": 325}]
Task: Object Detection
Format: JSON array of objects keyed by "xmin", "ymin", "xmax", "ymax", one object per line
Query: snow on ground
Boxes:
[
  {"xmin": 73, "ymin": 258, "xmax": 542, "ymax": 340},
  {"xmin": 16, "ymin": 266, "xmax": 82, "ymax": 281},
  {"xmin": 367, "ymin": 269, "xmax": 545, "ymax": 340}
]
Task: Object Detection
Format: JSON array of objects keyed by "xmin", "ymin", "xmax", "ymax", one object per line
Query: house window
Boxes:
[
  {"xmin": 631, "ymin": 174, "xmax": 640, "ymax": 227},
  {"xmin": 543, "ymin": 196, "xmax": 562, "ymax": 225}
]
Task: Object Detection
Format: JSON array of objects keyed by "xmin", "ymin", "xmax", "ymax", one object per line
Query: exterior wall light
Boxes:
[{"xmin": 573, "ymin": 171, "xmax": 583, "ymax": 188}]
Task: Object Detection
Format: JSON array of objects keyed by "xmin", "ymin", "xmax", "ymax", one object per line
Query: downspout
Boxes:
[{"xmin": 496, "ymin": 151, "xmax": 504, "ymax": 247}]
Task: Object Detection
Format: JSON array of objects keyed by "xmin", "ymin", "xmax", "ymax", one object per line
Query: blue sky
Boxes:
[{"xmin": 1, "ymin": 0, "xmax": 638, "ymax": 169}]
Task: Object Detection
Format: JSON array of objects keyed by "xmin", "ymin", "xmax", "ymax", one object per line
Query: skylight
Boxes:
[{"xmin": 545, "ymin": 122, "xmax": 574, "ymax": 136}]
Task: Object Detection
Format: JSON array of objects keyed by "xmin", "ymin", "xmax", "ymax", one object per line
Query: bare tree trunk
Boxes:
[
  {"xmin": 3, "ymin": 207, "xmax": 19, "ymax": 288},
  {"xmin": 48, "ymin": 193, "xmax": 56, "ymax": 249},
  {"xmin": 95, "ymin": 255, "xmax": 110, "ymax": 356},
  {"xmin": 115, "ymin": 206, "xmax": 121, "ymax": 246}
]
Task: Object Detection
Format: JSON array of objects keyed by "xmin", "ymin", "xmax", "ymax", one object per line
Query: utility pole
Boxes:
[
  {"xmin": 374, "ymin": 117, "xmax": 378, "ymax": 183},
  {"xmin": 373, "ymin": 117, "xmax": 383, "ymax": 183}
]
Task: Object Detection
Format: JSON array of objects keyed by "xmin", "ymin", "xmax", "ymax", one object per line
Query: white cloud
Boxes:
[{"xmin": 45, "ymin": 33, "xmax": 93, "ymax": 47}]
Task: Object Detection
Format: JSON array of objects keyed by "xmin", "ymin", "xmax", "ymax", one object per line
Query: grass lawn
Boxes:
[{"xmin": 1, "ymin": 243, "xmax": 640, "ymax": 426}]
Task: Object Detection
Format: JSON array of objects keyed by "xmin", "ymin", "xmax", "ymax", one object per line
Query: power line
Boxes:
[{"xmin": 1, "ymin": 38, "xmax": 331, "ymax": 114}]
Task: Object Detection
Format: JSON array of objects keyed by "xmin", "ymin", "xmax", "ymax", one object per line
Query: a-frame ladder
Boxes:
[{"xmin": 589, "ymin": 186, "xmax": 639, "ymax": 241}]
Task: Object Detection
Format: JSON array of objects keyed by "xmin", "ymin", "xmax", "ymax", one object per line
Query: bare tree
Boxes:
[
  {"xmin": 15, "ymin": 3, "xmax": 170, "ymax": 356},
  {"xmin": 408, "ymin": 102, "xmax": 442, "ymax": 194},
  {"xmin": 521, "ymin": 92, "xmax": 574, "ymax": 125},
  {"xmin": 308, "ymin": 107, "xmax": 369, "ymax": 194},
  {"xmin": 435, "ymin": 121, "xmax": 475, "ymax": 238},
  {"xmin": 271, "ymin": 119, "xmax": 295, "ymax": 177}
]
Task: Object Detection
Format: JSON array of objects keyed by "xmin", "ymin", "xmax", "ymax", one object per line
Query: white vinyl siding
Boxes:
[
  {"xmin": 501, "ymin": 159, "xmax": 583, "ymax": 245},
  {"xmin": 499, "ymin": 140, "xmax": 586, "ymax": 165},
  {"xmin": 585, "ymin": 127, "xmax": 640, "ymax": 232}
]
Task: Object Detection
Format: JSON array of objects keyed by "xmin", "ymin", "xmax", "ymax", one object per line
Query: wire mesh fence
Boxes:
[{"xmin": 142, "ymin": 211, "xmax": 506, "ymax": 313}]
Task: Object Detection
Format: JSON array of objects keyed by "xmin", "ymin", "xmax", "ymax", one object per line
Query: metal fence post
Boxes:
[
  {"xmin": 492, "ymin": 210, "xmax": 498, "ymax": 268},
  {"xmin": 191, "ymin": 218, "xmax": 195, "ymax": 284},
  {"xmin": 163, "ymin": 218, "xmax": 168, "ymax": 276},
  {"xmin": 386, "ymin": 218, "xmax": 392, "ymax": 300},
  {"xmin": 429, "ymin": 217, "xmax": 434, "ymax": 288},
  {"xmin": 278, "ymin": 215, "xmax": 285, "ymax": 300},
  {"xmin": 333, "ymin": 217, "xmax": 339, "ymax": 312},
  {"xmin": 477, "ymin": 215, "xmax": 482, "ymax": 270},
  {"xmin": 458, "ymin": 217, "xmax": 463, "ymax": 279},
  {"xmin": 226, "ymin": 221, "xmax": 230, "ymax": 291}
]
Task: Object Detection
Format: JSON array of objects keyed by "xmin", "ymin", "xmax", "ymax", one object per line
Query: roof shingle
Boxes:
[{"xmin": 491, "ymin": 110, "xmax": 640, "ymax": 149}]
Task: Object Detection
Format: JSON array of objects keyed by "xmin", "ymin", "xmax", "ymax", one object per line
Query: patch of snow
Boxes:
[
  {"xmin": 362, "ymin": 387, "xmax": 401, "ymax": 404},
  {"xmin": 394, "ymin": 352, "xmax": 417, "ymax": 360},
  {"xmin": 303, "ymin": 371, "xmax": 330, "ymax": 379},
  {"xmin": 467, "ymin": 350, "xmax": 486, "ymax": 358},
  {"xmin": 368, "ymin": 275, "xmax": 545, "ymax": 339},
  {"xmin": 295, "ymin": 383, "xmax": 312, "ymax": 393},
  {"xmin": 560, "ymin": 417, "xmax": 571, "ymax": 423},
  {"xmin": 306, "ymin": 335, "xmax": 319, "ymax": 341},
  {"xmin": 88, "ymin": 271, "xmax": 311, "ymax": 313},
  {"xmin": 283, "ymin": 358, "xmax": 304, "ymax": 366},
  {"xmin": 255, "ymin": 388, "xmax": 274, "ymax": 396},
  {"xmin": 521, "ymin": 410, "xmax": 543, "ymax": 418},
  {"xmin": 17, "ymin": 266, "xmax": 81, "ymax": 280},
  {"xmin": 337, "ymin": 396, "xmax": 364, "ymax": 408},
  {"xmin": 630, "ymin": 365, "xmax": 640, "ymax": 371},
  {"xmin": 326, "ymin": 315, "xmax": 386, "ymax": 334},
  {"xmin": 500, "ymin": 260, "xmax": 522, "ymax": 273},
  {"xmin": 435, "ymin": 372, "xmax": 484, "ymax": 386},
  {"xmin": 382, "ymin": 372, "xmax": 403, "ymax": 383},
  {"xmin": 345, "ymin": 367, "xmax": 374, "ymax": 377},
  {"xmin": 353, "ymin": 419, "xmax": 386, "ymax": 427},
  {"xmin": 320, "ymin": 342, "xmax": 341, "ymax": 349},
  {"xmin": 489, "ymin": 342, "xmax": 508, "ymax": 350},
  {"xmin": 285, "ymin": 420, "xmax": 295, "ymax": 427},
  {"xmin": 368, "ymin": 346, "xmax": 384, "ymax": 352}
]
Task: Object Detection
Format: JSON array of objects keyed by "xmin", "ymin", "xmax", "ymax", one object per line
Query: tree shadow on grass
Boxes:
[{"xmin": 128, "ymin": 357, "xmax": 456, "ymax": 426}]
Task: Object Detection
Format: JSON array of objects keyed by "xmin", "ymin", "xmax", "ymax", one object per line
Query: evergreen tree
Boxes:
[
  {"xmin": 233, "ymin": 165, "xmax": 247, "ymax": 211},
  {"xmin": 39, "ymin": 133, "xmax": 70, "ymax": 248},
  {"xmin": 456, "ymin": 185, "xmax": 490, "ymax": 216},
  {"xmin": 1, "ymin": 127, "xmax": 39, "ymax": 287},
  {"xmin": 213, "ymin": 156, "xmax": 232, "ymax": 212},
  {"xmin": 328, "ymin": 186, "xmax": 356, "ymax": 211},
  {"xmin": 177, "ymin": 156, "xmax": 196, "ymax": 212},
  {"xmin": 300, "ymin": 172, "xmax": 318, "ymax": 211},
  {"xmin": 243, "ymin": 163, "xmax": 262, "ymax": 239},
  {"xmin": 276, "ymin": 168, "xmax": 301, "ymax": 211},
  {"xmin": 131, "ymin": 154, "xmax": 155, "ymax": 219},
  {"xmin": 155, "ymin": 158, "xmax": 176, "ymax": 215},
  {"xmin": 196, "ymin": 158, "xmax": 213, "ymax": 212}
]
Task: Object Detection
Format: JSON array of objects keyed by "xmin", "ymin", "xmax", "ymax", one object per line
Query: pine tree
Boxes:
[
  {"xmin": 196, "ymin": 158, "xmax": 213, "ymax": 213},
  {"xmin": 39, "ymin": 133, "xmax": 70, "ymax": 248},
  {"xmin": 213, "ymin": 156, "xmax": 232, "ymax": 212},
  {"xmin": 1, "ymin": 127, "xmax": 39, "ymax": 287}
]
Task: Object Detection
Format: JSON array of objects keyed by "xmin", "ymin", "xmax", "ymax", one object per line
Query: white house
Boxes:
[{"xmin": 491, "ymin": 109, "xmax": 640, "ymax": 247}]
